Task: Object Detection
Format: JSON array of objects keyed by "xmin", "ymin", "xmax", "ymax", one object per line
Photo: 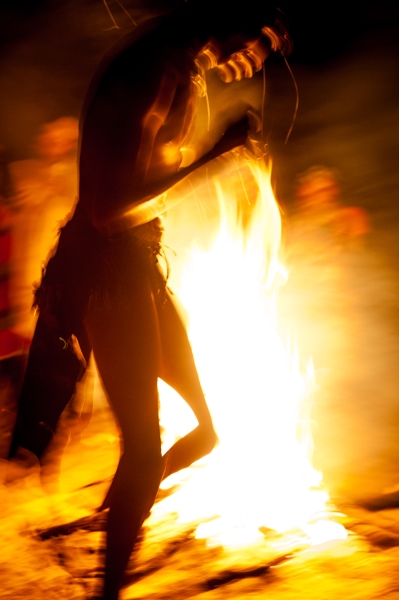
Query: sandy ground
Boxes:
[{"xmin": 2, "ymin": 404, "xmax": 399, "ymax": 600}]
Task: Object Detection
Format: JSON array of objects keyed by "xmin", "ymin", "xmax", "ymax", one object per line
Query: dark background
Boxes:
[{"xmin": 0, "ymin": 1, "xmax": 398, "ymax": 161}]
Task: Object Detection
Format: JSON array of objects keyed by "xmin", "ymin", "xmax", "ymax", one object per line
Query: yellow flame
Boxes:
[{"xmin": 153, "ymin": 155, "xmax": 347, "ymax": 550}]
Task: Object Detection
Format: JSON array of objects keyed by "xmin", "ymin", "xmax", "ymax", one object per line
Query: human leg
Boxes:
[
  {"xmin": 157, "ymin": 288, "xmax": 217, "ymax": 480},
  {"xmin": 86, "ymin": 270, "xmax": 163, "ymax": 600},
  {"xmin": 99, "ymin": 283, "xmax": 217, "ymax": 512},
  {"xmin": 10, "ymin": 313, "xmax": 91, "ymax": 461}
]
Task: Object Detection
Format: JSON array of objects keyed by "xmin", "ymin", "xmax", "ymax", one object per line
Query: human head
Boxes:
[
  {"xmin": 296, "ymin": 166, "xmax": 341, "ymax": 212},
  {"xmin": 163, "ymin": 0, "xmax": 292, "ymax": 67},
  {"xmin": 35, "ymin": 117, "xmax": 79, "ymax": 160},
  {"xmin": 197, "ymin": 36, "xmax": 270, "ymax": 82}
]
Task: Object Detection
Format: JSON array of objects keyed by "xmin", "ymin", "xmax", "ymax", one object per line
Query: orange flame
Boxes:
[{"xmin": 152, "ymin": 154, "xmax": 347, "ymax": 551}]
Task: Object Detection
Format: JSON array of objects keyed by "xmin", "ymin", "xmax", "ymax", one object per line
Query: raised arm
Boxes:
[
  {"xmin": 113, "ymin": 116, "xmax": 253, "ymax": 230},
  {"xmin": 79, "ymin": 39, "xmax": 252, "ymax": 234},
  {"xmin": 94, "ymin": 113, "xmax": 251, "ymax": 233}
]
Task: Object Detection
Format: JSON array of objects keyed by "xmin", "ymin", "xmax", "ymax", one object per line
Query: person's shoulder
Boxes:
[
  {"xmin": 80, "ymin": 17, "xmax": 165, "ymax": 122},
  {"xmin": 106, "ymin": 16, "xmax": 164, "ymax": 64}
]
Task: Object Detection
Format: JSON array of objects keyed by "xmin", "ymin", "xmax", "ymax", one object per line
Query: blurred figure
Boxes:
[
  {"xmin": 11, "ymin": 3, "xmax": 290, "ymax": 598},
  {"xmin": 35, "ymin": 116, "xmax": 79, "ymax": 161},
  {"xmin": 0, "ymin": 145, "xmax": 28, "ymax": 459},
  {"xmin": 284, "ymin": 165, "xmax": 371, "ymax": 299},
  {"xmin": 6, "ymin": 120, "xmax": 93, "ymax": 478},
  {"xmin": 293, "ymin": 165, "xmax": 370, "ymax": 255},
  {"xmin": 281, "ymin": 165, "xmax": 372, "ymax": 394},
  {"xmin": 9, "ymin": 117, "xmax": 79, "ymax": 336}
]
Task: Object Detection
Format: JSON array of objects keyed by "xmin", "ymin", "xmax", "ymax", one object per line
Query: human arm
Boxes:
[{"xmin": 91, "ymin": 113, "xmax": 251, "ymax": 233}]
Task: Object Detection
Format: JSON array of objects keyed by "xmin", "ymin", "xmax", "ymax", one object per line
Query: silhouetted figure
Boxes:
[
  {"xmin": 10, "ymin": 2, "xmax": 290, "ymax": 598},
  {"xmin": 7, "ymin": 118, "xmax": 92, "ymax": 480}
]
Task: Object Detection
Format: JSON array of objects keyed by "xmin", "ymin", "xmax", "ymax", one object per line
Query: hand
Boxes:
[{"xmin": 211, "ymin": 114, "xmax": 251, "ymax": 159}]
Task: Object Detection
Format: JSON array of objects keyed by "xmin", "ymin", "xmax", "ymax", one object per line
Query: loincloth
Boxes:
[{"xmin": 34, "ymin": 213, "xmax": 167, "ymax": 340}]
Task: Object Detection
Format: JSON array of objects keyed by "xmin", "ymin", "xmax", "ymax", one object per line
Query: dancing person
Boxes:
[{"xmin": 10, "ymin": 1, "xmax": 290, "ymax": 598}]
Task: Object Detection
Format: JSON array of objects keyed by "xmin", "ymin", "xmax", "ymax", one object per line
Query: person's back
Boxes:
[{"xmin": 78, "ymin": 18, "xmax": 201, "ymax": 231}]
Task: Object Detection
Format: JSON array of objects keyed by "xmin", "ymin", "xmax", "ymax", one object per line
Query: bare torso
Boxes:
[{"xmin": 78, "ymin": 24, "xmax": 200, "ymax": 229}]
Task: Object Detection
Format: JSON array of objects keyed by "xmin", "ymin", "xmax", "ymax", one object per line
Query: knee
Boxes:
[
  {"xmin": 195, "ymin": 421, "xmax": 218, "ymax": 458},
  {"xmin": 203, "ymin": 425, "xmax": 218, "ymax": 456}
]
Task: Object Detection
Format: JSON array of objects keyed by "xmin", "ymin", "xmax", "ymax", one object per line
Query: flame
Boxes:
[{"xmin": 152, "ymin": 154, "xmax": 347, "ymax": 551}]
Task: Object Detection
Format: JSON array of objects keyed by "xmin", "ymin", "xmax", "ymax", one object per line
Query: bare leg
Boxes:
[
  {"xmin": 9, "ymin": 314, "xmax": 91, "ymax": 463},
  {"xmin": 158, "ymin": 289, "xmax": 217, "ymax": 480},
  {"xmin": 86, "ymin": 267, "xmax": 163, "ymax": 600},
  {"xmin": 98, "ymin": 284, "xmax": 216, "ymax": 513}
]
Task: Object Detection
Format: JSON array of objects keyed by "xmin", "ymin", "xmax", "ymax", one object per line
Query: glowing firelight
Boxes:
[{"xmin": 150, "ymin": 154, "xmax": 348, "ymax": 550}]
